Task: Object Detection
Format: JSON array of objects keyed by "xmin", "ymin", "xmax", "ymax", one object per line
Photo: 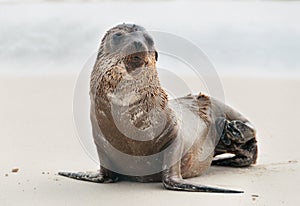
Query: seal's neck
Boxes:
[
  {"xmin": 110, "ymin": 63, "xmax": 167, "ymax": 109},
  {"xmin": 91, "ymin": 55, "xmax": 168, "ymax": 114}
]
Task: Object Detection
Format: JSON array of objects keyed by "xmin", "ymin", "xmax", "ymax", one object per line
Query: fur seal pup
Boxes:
[{"xmin": 59, "ymin": 23, "xmax": 258, "ymax": 193}]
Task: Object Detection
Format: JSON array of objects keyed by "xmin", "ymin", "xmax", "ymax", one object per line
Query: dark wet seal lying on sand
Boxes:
[{"xmin": 59, "ymin": 23, "xmax": 258, "ymax": 193}]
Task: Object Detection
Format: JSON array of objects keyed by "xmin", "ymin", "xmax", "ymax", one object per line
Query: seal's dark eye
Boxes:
[
  {"xmin": 144, "ymin": 34, "xmax": 154, "ymax": 46},
  {"xmin": 114, "ymin": 32, "xmax": 123, "ymax": 37},
  {"xmin": 112, "ymin": 32, "xmax": 123, "ymax": 43}
]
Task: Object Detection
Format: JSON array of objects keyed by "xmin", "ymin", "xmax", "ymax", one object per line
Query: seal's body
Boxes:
[{"xmin": 59, "ymin": 24, "xmax": 257, "ymax": 193}]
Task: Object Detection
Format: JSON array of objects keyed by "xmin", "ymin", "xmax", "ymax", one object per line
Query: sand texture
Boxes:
[{"xmin": 0, "ymin": 75, "xmax": 299, "ymax": 206}]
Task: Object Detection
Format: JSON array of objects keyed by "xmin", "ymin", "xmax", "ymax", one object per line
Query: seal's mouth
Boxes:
[
  {"xmin": 124, "ymin": 51, "xmax": 150, "ymax": 72},
  {"xmin": 132, "ymin": 55, "xmax": 145, "ymax": 64}
]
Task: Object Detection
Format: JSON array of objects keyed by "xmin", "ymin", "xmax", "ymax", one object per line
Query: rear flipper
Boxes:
[
  {"xmin": 214, "ymin": 118, "xmax": 258, "ymax": 167},
  {"xmin": 213, "ymin": 138, "xmax": 258, "ymax": 167},
  {"xmin": 212, "ymin": 154, "xmax": 256, "ymax": 167}
]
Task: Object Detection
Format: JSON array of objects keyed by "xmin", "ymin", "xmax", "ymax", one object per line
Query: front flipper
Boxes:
[
  {"xmin": 162, "ymin": 130, "xmax": 243, "ymax": 193},
  {"xmin": 163, "ymin": 173, "xmax": 243, "ymax": 193},
  {"xmin": 58, "ymin": 171, "xmax": 118, "ymax": 183}
]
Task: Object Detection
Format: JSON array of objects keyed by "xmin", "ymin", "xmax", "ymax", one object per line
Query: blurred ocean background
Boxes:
[{"xmin": 0, "ymin": 0, "xmax": 300, "ymax": 77}]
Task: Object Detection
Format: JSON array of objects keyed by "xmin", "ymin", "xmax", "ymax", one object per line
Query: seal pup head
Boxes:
[
  {"xmin": 92, "ymin": 23, "xmax": 167, "ymax": 110},
  {"xmin": 98, "ymin": 23, "xmax": 158, "ymax": 73},
  {"xmin": 91, "ymin": 23, "xmax": 169, "ymax": 141}
]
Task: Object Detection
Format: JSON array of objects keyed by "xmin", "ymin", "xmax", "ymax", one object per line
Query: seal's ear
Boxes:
[
  {"xmin": 155, "ymin": 51, "xmax": 158, "ymax": 61},
  {"xmin": 97, "ymin": 50, "xmax": 102, "ymax": 59}
]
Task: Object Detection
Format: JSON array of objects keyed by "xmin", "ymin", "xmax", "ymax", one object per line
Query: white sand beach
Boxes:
[
  {"xmin": 1, "ymin": 0, "xmax": 300, "ymax": 205},
  {"xmin": 0, "ymin": 75, "xmax": 299, "ymax": 205}
]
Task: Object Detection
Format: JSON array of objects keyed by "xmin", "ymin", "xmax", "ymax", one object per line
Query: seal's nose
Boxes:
[{"xmin": 133, "ymin": 41, "xmax": 143, "ymax": 50}]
